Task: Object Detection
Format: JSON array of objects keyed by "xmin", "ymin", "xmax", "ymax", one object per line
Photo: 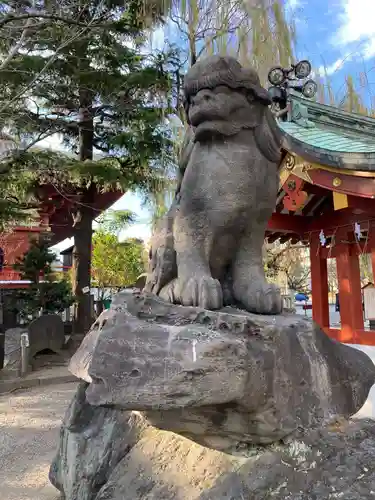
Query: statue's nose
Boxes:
[{"xmin": 192, "ymin": 90, "xmax": 212, "ymax": 105}]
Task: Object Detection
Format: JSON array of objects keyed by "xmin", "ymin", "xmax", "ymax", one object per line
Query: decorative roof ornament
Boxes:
[
  {"xmin": 289, "ymin": 98, "xmax": 316, "ymax": 128},
  {"xmin": 268, "ymin": 60, "xmax": 318, "ymax": 128}
]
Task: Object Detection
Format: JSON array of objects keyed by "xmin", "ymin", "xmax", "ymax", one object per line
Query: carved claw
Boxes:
[
  {"xmin": 241, "ymin": 283, "xmax": 283, "ymax": 315},
  {"xmin": 179, "ymin": 276, "xmax": 223, "ymax": 310}
]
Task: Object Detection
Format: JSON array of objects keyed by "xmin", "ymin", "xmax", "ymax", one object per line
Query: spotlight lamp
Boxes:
[
  {"xmin": 302, "ymin": 79, "xmax": 318, "ymax": 99},
  {"xmin": 267, "ymin": 66, "xmax": 286, "ymax": 86},
  {"xmin": 268, "ymin": 59, "xmax": 317, "ymax": 116},
  {"xmin": 294, "ymin": 60, "xmax": 312, "ymax": 80}
]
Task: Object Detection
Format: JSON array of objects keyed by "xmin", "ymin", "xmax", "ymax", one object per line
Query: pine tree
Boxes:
[
  {"xmin": 12, "ymin": 236, "xmax": 74, "ymax": 320},
  {"xmin": 0, "ymin": 0, "xmax": 179, "ymax": 334}
]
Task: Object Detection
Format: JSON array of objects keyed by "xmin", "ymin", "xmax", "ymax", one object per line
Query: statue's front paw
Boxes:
[
  {"xmin": 180, "ymin": 276, "xmax": 223, "ymax": 310},
  {"xmin": 241, "ymin": 283, "xmax": 282, "ymax": 315}
]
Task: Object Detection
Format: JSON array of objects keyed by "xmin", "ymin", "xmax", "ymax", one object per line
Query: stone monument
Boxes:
[
  {"xmin": 3, "ymin": 314, "xmax": 65, "ymax": 373},
  {"xmin": 50, "ymin": 56, "xmax": 375, "ymax": 500}
]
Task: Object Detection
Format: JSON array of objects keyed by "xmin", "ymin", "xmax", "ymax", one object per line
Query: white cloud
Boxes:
[
  {"xmin": 336, "ymin": 0, "xmax": 375, "ymax": 58},
  {"xmin": 318, "ymin": 57, "xmax": 345, "ymax": 77},
  {"xmin": 286, "ymin": 0, "xmax": 301, "ymax": 9}
]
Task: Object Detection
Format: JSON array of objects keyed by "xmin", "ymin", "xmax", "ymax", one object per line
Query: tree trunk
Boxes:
[
  {"xmin": 72, "ymin": 202, "xmax": 93, "ymax": 335},
  {"xmin": 72, "ymin": 77, "xmax": 94, "ymax": 335}
]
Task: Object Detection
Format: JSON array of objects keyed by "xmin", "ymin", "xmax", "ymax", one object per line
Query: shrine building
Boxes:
[{"xmin": 268, "ymin": 91, "xmax": 375, "ymax": 345}]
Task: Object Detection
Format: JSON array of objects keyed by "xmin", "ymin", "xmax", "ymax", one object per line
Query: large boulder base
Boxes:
[
  {"xmin": 69, "ymin": 291, "xmax": 375, "ymax": 451},
  {"xmin": 50, "ymin": 381, "xmax": 375, "ymax": 500}
]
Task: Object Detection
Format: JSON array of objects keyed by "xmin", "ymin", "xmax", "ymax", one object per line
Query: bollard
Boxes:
[{"xmin": 20, "ymin": 332, "xmax": 30, "ymax": 377}]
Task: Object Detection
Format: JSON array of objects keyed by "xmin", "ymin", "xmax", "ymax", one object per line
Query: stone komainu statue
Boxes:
[{"xmin": 145, "ymin": 55, "xmax": 283, "ymax": 314}]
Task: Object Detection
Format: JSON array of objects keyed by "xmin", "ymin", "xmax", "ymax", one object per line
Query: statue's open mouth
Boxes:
[
  {"xmin": 189, "ymin": 105, "xmax": 227, "ymax": 128},
  {"xmin": 193, "ymin": 120, "xmax": 233, "ymax": 141}
]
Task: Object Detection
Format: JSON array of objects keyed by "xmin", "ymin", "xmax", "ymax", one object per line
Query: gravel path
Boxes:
[{"xmin": 0, "ymin": 383, "xmax": 77, "ymax": 500}]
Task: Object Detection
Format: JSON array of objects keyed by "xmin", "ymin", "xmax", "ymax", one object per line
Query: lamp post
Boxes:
[{"xmin": 267, "ymin": 60, "xmax": 318, "ymax": 118}]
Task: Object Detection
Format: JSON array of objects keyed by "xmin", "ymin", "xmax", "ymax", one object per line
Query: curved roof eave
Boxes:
[
  {"xmin": 280, "ymin": 129, "xmax": 375, "ymax": 173},
  {"xmin": 275, "ymin": 92, "xmax": 375, "ymax": 173}
]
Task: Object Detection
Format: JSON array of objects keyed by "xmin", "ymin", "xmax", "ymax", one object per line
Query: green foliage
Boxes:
[
  {"xmin": 95, "ymin": 209, "xmax": 136, "ymax": 235},
  {"xmin": 14, "ymin": 237, "xmax": 54, "ymax": 282},
  {"xmin": 0, "ymin": 0, "xmax": 181, "ymax": 331},
  {"xmin": 0, "ymin": 0, "xmax": 180, "ymax": 227},
  {"xmin": 92, "ymin": 230, "xmax": 145, "ymax": 295},
  {"xmin": 12, "ymin": 237, "xmax": 74, "ymax": 319}
]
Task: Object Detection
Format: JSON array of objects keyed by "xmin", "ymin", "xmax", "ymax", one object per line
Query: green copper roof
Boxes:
[
  {"xmin": 277, "ymin": 93, "xmax": 375, "ymax": 172},
  {"xmin": 279, "ymin": 121, "xmax": 375, "ymax": 153}
]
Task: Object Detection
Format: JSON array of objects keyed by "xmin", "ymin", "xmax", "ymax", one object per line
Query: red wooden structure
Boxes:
[
  {"xmin": 0, "ymin": 187, "xmax": 122, "ymax": 287},
  {"xmin": 268, "ymin": 93, "xmax": 375, "ymax": 345}
]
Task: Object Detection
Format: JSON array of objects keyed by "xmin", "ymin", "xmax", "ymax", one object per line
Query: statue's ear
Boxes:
[{"xmin": 254, "ymin": 108, "xmax": 282, "ymax": 163}]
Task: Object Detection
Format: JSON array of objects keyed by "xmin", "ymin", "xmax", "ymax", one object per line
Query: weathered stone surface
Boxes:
[
  {"xmin": 3, "ymin": 326, "xmax": 27, "ymax": 371},
  {"xmin": 50, "ymin": 383, "xmax": 375, "ymax": 500},
  {"xmin": 69, "ymin": 291, "xmax": 375, "ymax": 451},
  {"xmin": 69, "ymin": 310, "xmax": 111, "ymax": 383},
  {"xmin": 144, "ymin": 55, "xmax": 284, "ymax": 314},
  {"xmin": 49, "ymin": 380, "xmax": 148, "ymax": 500},
  {"xmin": 28, "ymin": 313, "xmax": 65, "ymax": 356},
  {"xmin": 199, "ymin": 419, "xmax": 375, "ymax": 500},
  {"xmin": 3, "ymin": 314, "xmax": 65, "ymax": 373}
]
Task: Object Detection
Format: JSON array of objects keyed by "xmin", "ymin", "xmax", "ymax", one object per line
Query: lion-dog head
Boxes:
[{"xmin": 183, "ymin": 55, "xmax": 282, "ymax": 163}]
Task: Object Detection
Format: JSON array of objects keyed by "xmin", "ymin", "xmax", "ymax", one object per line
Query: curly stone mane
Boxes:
[{"xmin": 182, "ymin": 55, "xmax": 282, "ymax": 167}]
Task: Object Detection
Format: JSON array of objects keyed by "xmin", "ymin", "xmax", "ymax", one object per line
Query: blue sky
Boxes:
[
  {"xmin": 290, "ymin": 0, "xmax": 375, "ymax": 105},
  {"xmin": 53, "ymin": 0, "xmax": 375, "ymax": 254}
]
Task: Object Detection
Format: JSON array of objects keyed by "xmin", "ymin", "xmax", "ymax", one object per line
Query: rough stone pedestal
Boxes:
[
  {"xmin": 50, "ymin": 291, "xmax": 375, "ymax": 499},
  {"xmin": 69, "ymin": 291, "xmax": 374, "ymax": 450},
  {"xmin": 50, "ymin": 381, "xmax": 375, "ymax": 500}
]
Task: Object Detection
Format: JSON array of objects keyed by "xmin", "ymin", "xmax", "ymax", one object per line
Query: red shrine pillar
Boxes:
[
  {"xmin": 310, "ymin": 233, "xmax": 330, "ymax": 329},
  {"xmin": 370, "ymin": 222, "xmax": 375, "ymax": 281},
  {"xmin": 336, "ymin": 241, "xmax": 364, "ymax": 343}
]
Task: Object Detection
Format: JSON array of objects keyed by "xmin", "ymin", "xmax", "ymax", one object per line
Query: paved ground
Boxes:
[
  {"xmin": 0, "ymin": 383, "xmax": 77, "ymax": 500},
  {"xmin": 295, "ymin": 303, "xmax": 352, "ymax": 327}
]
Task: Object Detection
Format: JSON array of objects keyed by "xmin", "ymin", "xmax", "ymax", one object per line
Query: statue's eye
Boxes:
[{"xmin": 246, "ymin": 91, "xmax": 255, "ymax": 101}]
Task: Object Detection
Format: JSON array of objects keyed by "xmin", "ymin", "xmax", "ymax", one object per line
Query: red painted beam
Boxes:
[
  {"xmin": 326, "ymin": 328, "xmax": 375, "ymax": 346},
  {"xmin": 309, "ymin": 169, "xmax": 375, "ymax": 198},
  {"xmin": 347, "ymin": 195, "xmax": 375, "ymax": 214},
  {"xmin": 306, "ymin": 208, "xmax": 375, "ymax": 234},
  {"xmin": 267, "ymin": 213, "xmax": 311, "ymax": 234},
  {"xmin": 320, "ymin": 238, "xmax": 375, "ymax": 258}
]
